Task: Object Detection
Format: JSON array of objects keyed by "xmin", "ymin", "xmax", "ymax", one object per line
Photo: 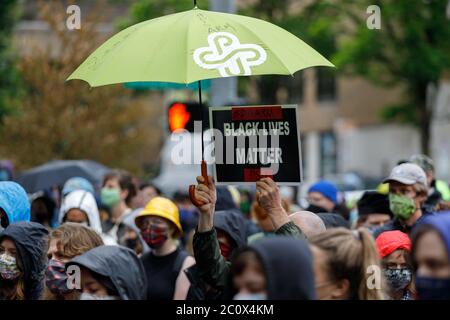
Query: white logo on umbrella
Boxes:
[{"xmin": 193, "ymin": 32, "xmax": 267, "ymax": 77}]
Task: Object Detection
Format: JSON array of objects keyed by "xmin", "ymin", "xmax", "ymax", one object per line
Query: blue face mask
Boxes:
[
  {"xmin": 233, "ymin": 293, "xmax": 267, "ymax": 300},
  {"xmin": 416, "ymin": 276, "xmax": 450, "ymax": 300}
]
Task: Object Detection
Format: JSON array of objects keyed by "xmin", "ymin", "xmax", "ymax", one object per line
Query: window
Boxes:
[
  {"xmin": 317, "ymin": 68, "xmax": 336, "ymax": 102},
  {"xmin": 280, "ymin": 72, "xmax": 304, "ymax": 104},
  {"xmin": 320, "ymin": 131, "xmax": 337, "ymax": 176}
]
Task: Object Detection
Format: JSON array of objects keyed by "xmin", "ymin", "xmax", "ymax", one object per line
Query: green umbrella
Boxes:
[
  {"xmin": 67, "ymin": 7, "xmax": 333, "ymax": 86},
  {"xmin": 67, "ymin": 3, "xmax": 334, "ymax": 204}
]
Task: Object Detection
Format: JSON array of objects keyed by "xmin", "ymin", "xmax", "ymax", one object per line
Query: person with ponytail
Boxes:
[{"xmin": 309, "ymin": 227, "xmax": 385, "ymax": 300}]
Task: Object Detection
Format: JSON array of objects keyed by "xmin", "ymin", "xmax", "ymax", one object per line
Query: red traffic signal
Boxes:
[{"xmin": 167, "ymin": 102, "xmax": 206, "ymax": 132}]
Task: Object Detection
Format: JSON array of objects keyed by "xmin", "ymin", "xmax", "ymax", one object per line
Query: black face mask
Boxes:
[
  {"xmin": 125, "ymin": 238, "xmax": 138, "ymax": 249},
  {"xmin": 306, "ymin": 204, "xmax": 329, "ymax": 213}
]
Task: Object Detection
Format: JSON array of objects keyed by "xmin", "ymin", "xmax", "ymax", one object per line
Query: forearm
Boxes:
[
  {"xmin": 267, "ymin": 207, "xmax": 290, "ymax": 230},
  {"xmin": 197, "ymin": 206, "xmax": 215, "ymax": 232}
]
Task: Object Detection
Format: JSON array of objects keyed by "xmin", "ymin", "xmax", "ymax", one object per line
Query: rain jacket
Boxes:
[
  {"xmin": 67, "ymin": 245, "xmax": 147, "ymax": 300},
  {"xmin": 59, "ymin": 190, "xmax": 116, "ymax": 245},
  {"xmin": 0, "ymin": 222, "xmax": 48, "ymax": 300},
  {"xmin": 0, "ymin": 181, "xmax": 30, "ymax": 227},
  {"xmin": 193, "ymin": 211, "xmax": 305, "ymax": 293},
  {"xmin": 236, "ymin": 236, "xmax": 316, "ymax": 300}
]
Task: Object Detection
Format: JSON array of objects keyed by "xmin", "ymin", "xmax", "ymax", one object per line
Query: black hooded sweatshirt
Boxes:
[
  {"xmin": 67, "ymin": 245, "xmax": 147, "ymax": 300},
  {"xmin": 0, "ymin": 221, "xmax": 48, "ymax": 300},
  {"xmin": 227, "ymin": 236, "xmax": 316, "ymax": 300}
]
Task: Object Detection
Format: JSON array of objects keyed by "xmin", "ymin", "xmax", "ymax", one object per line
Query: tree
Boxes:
[
  {"xmin": 239, "ymin": 0, "xmax": 337, "ymax": 104},
  {"xmin": 0, "ymin": 0, "xmax": 23, "ymax": 124},
  {"xmin": 0, "ymin": 0, "xmax": 161, "ymax": 175},
  {"xmin": 332, "ymin": 0, "xmax": 450, "ymax": 154},
  {"xmin": 116, "ymin": 0, "xmax": 191, "ymax": 29}
]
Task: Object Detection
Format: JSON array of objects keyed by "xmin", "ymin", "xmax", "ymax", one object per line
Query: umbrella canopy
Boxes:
[
  {"xmin": 16, "ymin": 160, "xmax": 110, "ymax": 193},
  {"xmin": 67, "ymin": 7, "xmax": 334, "ymax": 86}
]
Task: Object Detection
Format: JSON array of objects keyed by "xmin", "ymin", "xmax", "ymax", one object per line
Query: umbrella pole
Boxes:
[
  {"xmin": 198, "ymin": 80, "xmax": 205, "ymax": 161},
  {"xmin": 189, "ymin": 80, "xmax": 209, "ymax": 207}
]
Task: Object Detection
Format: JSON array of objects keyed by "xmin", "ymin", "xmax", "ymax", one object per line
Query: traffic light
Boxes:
[{"xmin": 167, "ymin": 101, "xmax": 207, "ymax": 132}]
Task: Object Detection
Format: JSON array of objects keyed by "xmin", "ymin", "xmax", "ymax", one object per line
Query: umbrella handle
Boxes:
[{"xmin": 189, "ymin": 160, "xmax": 209, "ymax": 207}]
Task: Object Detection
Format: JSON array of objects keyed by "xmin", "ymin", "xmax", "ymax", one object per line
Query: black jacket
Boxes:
[
  {"xmin": 67, "ymin": 245, "xmax": 147, "ymax": 300},
  {"xmin": 0, "ymin": 221, "xmax": 48, "ymax": 300}
]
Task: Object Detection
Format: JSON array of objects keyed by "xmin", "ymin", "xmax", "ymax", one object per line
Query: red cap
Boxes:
[{"xmin": 375, "ymin": 230, "xmax": 411, "ymax": 258}]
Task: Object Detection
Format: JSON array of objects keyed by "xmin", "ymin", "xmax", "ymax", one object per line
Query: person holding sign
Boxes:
[{"xmin": 191, "ymin": 175, "xmax": 305, "ymax": 299}]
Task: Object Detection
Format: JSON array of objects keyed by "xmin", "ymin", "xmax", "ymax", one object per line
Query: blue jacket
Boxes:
[{"xmin": 0, "ymin": 182, "xmax": 30, "ymax": 226}]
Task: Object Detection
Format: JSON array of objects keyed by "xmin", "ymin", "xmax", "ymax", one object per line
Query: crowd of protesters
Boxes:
[{"xmin": 0, "ymin": 154, "xmax": 450, "ymax": 300}]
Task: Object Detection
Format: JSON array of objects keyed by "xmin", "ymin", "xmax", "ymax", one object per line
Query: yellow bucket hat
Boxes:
[{"xmin": 135, "ymin": 197, "xmax": 183, "ymax": 237}]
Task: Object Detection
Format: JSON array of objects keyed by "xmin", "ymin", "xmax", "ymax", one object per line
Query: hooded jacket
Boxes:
[
  {"xmin": 59, "ymin": 190, "xmax": 116, "ymax": 245},
  {"xmin": 67, "ymin": 245, "xmax": 147, "ymax": 300},
  {"xmin": 0, "ymin": 181, "xmax": 30, "ymax": 226},
  {"xmin": 416, "ymin": 211, "xmax": 450, "ymax": 259},
  {"xmin": 243, "ymin": 237, "xmax": 316, "ymax": 300},
  {"xmin": 0, "ymin": 222, "xmax": 48, "ymax": 300},
  {"xmin": 214, "ymin": 210, "xmax": 247, "ymax": 249}
]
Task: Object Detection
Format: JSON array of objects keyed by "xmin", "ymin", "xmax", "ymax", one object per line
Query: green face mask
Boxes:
[
  {"xmin": 101, "ymin": 188, "xmax": 121, "ymax": 208},
  {"xmin": 389, "ymin": 193, "xmax": 417, "ymax": 220}
]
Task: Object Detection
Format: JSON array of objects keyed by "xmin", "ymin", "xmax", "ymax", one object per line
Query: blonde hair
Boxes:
[
  {"xmin": 50, "ymin": 223, "xmax": 103, "ymax": 258},
  {"xmin": 309, "ymin": 227, "xmax": 385, "ymax": 300}
]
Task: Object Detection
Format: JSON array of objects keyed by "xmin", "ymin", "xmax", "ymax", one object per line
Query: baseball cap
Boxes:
[{"xmin": 383, "ymin": 163, "xmax": 427, "ymax": 187}]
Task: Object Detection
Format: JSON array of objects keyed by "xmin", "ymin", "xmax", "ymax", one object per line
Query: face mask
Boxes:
[
  {"xmin": 416, "ymin": 276, "xmax": 450, "ymax": 300},
  {"xmin": 141, "ymin": 226, "xmax": 168, "ymax": 249},
  {"xmin": 240, "ymin": 201, "xmax": 251, "ymax": 215},
  {"xmin": 0, "ymin": 253, "xmax": 20, "ymax": 280},
  {"xmin": 125, "ymin": 238, "xmax": 138, "ymax": 249},
  {"xmin": 389, "ymin": 193, "xmax": 416, "ymax": 220},
  {"xmin": 79, "ymin": 292, "xmax": 120, "ymax": 300},
  {"xmin": 234, "ymin": 293, "xmax": 267, "ymax": 300},
  {"xmin": 306, "ymin": 204, "xmax": 328, "ymax": 214},
  {"xmin": 364, "ymin": 225, "xmax": 378, "ymax": 235},
  {"xmin": 219, "ymin": 242, "xmax": 232, "ymax": 261},
  {"xmin": 384, "ymin": 268, "xmax": 412, "ymax": 291},
  {"xmin": 45, "ymin": 259, "xmax": 72, "ymax": 295},
  {"xmin": 101, "ymin": 188, "xmax": 121, "ymax": 208}
]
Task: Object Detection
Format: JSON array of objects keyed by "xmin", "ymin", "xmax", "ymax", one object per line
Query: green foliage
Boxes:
[
  {"xmin": 0, "ymin": 0, "xmax": 23, "ymax": 124},
  {"xmin": 116, "ymin": 0, "xmax": 192, "ymax": 30},
  {"xmin": 333, "ymin": 0, "xmax": 450, "ymax": 152}
]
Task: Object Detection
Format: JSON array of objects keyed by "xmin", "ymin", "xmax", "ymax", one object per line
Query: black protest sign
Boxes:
[{"xmin": 208, "ymin": 105, "xmax": 302, "ymax": 184}]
